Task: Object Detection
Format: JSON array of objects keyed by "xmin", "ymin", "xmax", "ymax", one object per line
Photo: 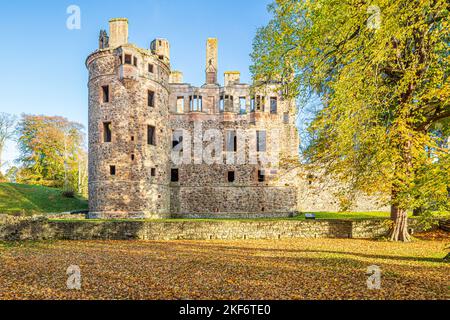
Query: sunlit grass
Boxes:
[{"xmin": 0, "ymin": 183, "xmax": 88, "ymax": 215}]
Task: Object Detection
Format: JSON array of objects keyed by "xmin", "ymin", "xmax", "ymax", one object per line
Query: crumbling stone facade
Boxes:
[
  {"xmin": 0, "ymin": 215, "xmax": 441, "ymax": 241},
  {"xmin": 87, "ymin": 18, "xmax": 300, "ymax": 219},
  {"xmin": 87, "ymin": 18, "xmax": 386, "ymax": 219}
]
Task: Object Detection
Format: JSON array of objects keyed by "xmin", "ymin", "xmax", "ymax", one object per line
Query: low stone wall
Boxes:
[
  {"xmin": 351, "ymin": 219, "xmax": 393, "ymax": 239},
  {"xmin": 350, "ymin": 219, "xmax": 438, "ymax": 238},
  {"xmin": 0, "ymin": 215, "xmax": 442, "ymax": 241}
]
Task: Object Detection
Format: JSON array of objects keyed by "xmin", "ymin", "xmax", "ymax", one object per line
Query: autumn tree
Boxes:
[
  {"xmin": 4, "ymin": 166, "xmax": 19, "ymax": 183},
  {"xmin": 251, "ymin": 0, "xmax": 450, "ymax": 241},
  {"xmin": 16, "ymin": 115, "xmax": 86, "ymax": 193},
  {"xmin": 77, "ymin": 150, "xmax": 88, "ymax": 197},
  {"xmin": 0, "ymin": 112, "xmax": 17, "ymax": 173}
]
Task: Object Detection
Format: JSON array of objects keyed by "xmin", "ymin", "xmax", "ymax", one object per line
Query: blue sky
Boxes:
[{"xmin": 0, "ymin": 0, "xmax": 272, "ymax": 171}]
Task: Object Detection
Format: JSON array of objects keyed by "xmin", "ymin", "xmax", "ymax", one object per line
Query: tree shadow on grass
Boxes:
[
  {"xmin": 174, "ymin": 242, "xmax": 446, "ymax": 264},
  {"xmin": 292, "ymin": 249, "xmax": 445, "ymax": 264},
  {"xmin": 0, "ymin": 184, "xmax": 41, "ymax": 213}
]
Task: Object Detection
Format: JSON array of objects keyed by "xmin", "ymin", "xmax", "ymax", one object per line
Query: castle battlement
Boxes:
[{"xmin": 86, "ymin": 18, "xmax": 300, "ymax": 219}]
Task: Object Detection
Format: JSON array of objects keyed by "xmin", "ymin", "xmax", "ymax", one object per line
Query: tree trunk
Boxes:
[{"xmin": 390, "ymin": 205, "xmax": 411, "ymax": 242}]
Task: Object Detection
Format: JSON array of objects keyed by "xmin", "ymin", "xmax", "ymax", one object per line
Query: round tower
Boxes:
[{"xmin": 86, "ymin": 19, "xmax": 172, "ymax": 219}]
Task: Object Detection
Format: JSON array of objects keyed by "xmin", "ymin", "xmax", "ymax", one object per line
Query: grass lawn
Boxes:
[
  {"xmin": 165, "ymin": 212, "xmax": 394, "ymax": 222},
  {"xmin": 50, "ymin": 212, "xmax": 393, "ymax": 223},
  {"xmin": 0, "ymin": 183, "xmax": 88, "ymax": 215},
  {"xmin": 49, "ymin": 211, "xmax": 450, "ymax": 223},
  {"xmin": 49, "ymin": 212, "xmax": 394, "ymax": 223},
  {"xmin": 0, "ymin": 234, "xmax": 448, "ymax": 300},
  {"xmin": 292, "ymin": 211, "xmax": 393, "ymax": 220}
]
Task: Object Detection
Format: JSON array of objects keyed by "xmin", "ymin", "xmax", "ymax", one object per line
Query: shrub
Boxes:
[{"xmin": 62, "ymin": 190, "xmax": 75, "ymax": 198}]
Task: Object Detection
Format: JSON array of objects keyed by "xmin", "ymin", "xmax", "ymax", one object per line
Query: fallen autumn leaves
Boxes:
[{"xmin": 0, "ymin": 236, "xmax": 448, "ymax": 300}]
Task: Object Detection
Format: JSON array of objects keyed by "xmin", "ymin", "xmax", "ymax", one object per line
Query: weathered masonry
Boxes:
[
  {"xmin": 86, "ymin": 18, "xmax": 300, "ymax": 219},
  {"xmin": 1, "ymin": 215, "xmax": 440, "ymax": 241}
]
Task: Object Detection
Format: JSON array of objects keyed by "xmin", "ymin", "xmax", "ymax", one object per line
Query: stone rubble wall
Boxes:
[
  {"xmin": 87, "ymin": 45, "xmax": 172, "ymax": 219},
  {"xmin": 167, "ymin": 87, "xmax": 300, "ymax": 217},
  {"xmin": 296, "ymin": 173, "xmax": 390, "ymax": 213},
  {"xmin": 0, "ymin": 215, "xmax": 441, "ymax": 242}
]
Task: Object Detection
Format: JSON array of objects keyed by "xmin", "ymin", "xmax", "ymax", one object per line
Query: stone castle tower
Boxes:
[{"xmin": 86, "ymin": 18, "xmax": 300, "ymax": 219}]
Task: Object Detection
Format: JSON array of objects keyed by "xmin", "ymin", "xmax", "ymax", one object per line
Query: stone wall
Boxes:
[
  {"xmin": 297, "ymin": 173, "xmax": 390, "ymax": 213},
  {"xmin": 85, "ymin": 19, "xmax": 419, "ymax": 219},
  {"xmin": 0, "ymin": 215, "xmax": 441, "ymax": 242},
  {"xmin": 87, "ymin": 43, "xmax": 172, "ymax": 219},
  {"xmin": 168, "ymin": 92, "xmax": 300, "ymax": 217},
  {"xmin": 87, "ymin": 20, "xmax": 303, "ymax": 219}
]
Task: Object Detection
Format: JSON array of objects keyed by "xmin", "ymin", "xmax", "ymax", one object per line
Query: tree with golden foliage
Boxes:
[
  {"xmin": 16, "ymin": 115, "xmax": 86, "ymax": 195},
  {"xmin": 251, "ymin": 0, "xmax": 450, "ymax": 241}
]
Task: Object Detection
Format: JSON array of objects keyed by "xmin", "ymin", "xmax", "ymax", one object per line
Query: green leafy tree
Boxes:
[
  {"xmin": 16, "ymin": 115, "xmax": 86, "ymax": 193},
  {"xmin": 251, "ymin": 0, "xmax": 450, "ymax": 241}
]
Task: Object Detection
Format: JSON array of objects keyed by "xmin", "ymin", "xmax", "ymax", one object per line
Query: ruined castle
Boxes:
[
  {"xmin": 86, "ymin": 18, "xmax": 301, "ymax": 219},
  {"xmin": 86, "ymin": 19, "xmax": 387, "ymax": 219}
]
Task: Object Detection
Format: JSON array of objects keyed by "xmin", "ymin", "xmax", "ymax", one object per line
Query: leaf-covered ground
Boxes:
[{"xmin": 0, "ymin": 235, "xmax": 448, "ymax": 300}]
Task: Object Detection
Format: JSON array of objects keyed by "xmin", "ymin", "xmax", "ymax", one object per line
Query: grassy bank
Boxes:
[{"xmin": 0, "ymin": 183, "xmax": 88, "ymax": 215}]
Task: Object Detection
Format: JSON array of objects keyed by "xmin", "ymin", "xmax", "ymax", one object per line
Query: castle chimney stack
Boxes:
[
  {"xmin": 109, "ymin": 18, "xmax": 128, "ymax": 48},
  {"xmin": 205, "ymin": 38, "xmax": 218, "ymax": 85},
  {"xmin": 170, "ymin": 71, "xmax": 184, "ymax": 84},
  {"xmin": 151, "ymin": 39, "xmax": 171, "ymax": 63},
  {"xmin": 224, "ymin": 71, "xmax": 240, "ymax": 86}
]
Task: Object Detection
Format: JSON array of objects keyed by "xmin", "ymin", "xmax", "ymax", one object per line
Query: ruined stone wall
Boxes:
[
  {"xmin": 0, "ymin": 215, "xmax": 440, "ymax": 241},
  {"xmin": 87, "ymin": 20, "xmax": 302, "ymax": 219},
  {"xmin": 86, "ymin": 20, "xmax": 388, "ymax": 219},
  {"xmin": 87, "ymin": 44, "xmax": 172, "ymax": 219},
  {"xmin": 297, "ymin": 174, "xmax": 390, "ymax": 213},
  {"xmin": 168, "ymin": 83, "xmax": 300, "ymax": 217}
]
